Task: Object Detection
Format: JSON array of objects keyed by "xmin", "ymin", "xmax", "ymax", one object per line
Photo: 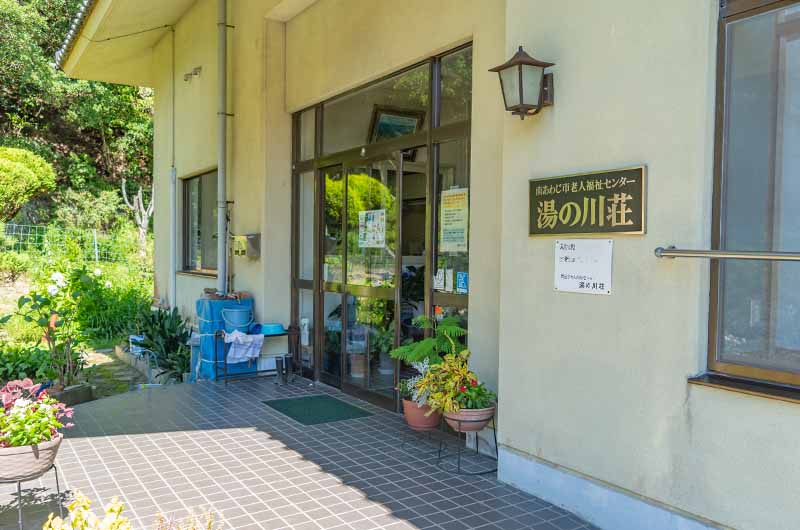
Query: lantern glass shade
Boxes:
[
  {"xmin": 521, "ymin": 64, "xmax": 543, "ymax": 108},
  {"xmin": 499, "ymin": 67, "xmax": 520, "ymax": 108},
  {"xmin": 490, "ymin": 46, "xmax": 555, "ymax": 117}
]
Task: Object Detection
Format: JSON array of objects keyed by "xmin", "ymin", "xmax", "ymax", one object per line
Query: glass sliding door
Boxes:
[
  {"xmin": 399, "ymin": 148, "xmax": 428, "ymax": 384},
  {"xmin": 290, "ymin": 44, "xmax": 473, "ymax": 409},
  {"xmin": 320, "ymin": 166, "xmax": 345, "ymax": 386},
  {"xmin": 342, "ymin": 158, "xmax": 400, "ymax": 405}
]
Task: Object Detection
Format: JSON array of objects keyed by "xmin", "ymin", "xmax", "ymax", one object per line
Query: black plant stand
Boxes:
[
  {"xmin": 437, "ymin": 415, "xmax": 499, "ymax": 475},
  {"xmin": 0, "ymin": 464, "xmax": 63, "ymax": 530}
]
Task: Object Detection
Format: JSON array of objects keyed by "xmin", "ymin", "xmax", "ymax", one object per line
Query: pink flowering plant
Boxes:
[{"xmin": 0, "ymin": 378, "xmax": 74, "ymax": 447}]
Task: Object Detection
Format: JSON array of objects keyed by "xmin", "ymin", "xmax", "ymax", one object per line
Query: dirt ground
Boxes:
[{"xmin": 0, "ymin": 276, "xmax": 29, "ymax": 315}]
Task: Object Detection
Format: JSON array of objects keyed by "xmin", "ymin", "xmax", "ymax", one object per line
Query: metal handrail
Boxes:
[{"xmin": 655, "ymin": 246, "xmax": 800, "ymax": 262}]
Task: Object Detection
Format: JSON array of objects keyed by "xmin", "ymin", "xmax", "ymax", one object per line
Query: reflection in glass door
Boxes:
[
  {"xmin": 320, "ymin": 166, "xmax": 344, "ymax": 387},
  {"xmin": 343, "ymin": 159, "xmax": 399, "ymax": 402}
]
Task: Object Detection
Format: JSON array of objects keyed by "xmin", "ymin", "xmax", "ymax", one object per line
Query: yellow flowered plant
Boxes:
[
  {"xmin": 43, "ymin": 493, "xmax": 131, "ymax": 530},
  {"xmin": 415, "ymin": 349, "xmax": 495, "ymax": 415}
]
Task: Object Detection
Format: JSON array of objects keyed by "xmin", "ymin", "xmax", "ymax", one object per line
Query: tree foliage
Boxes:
[
  {"xmin": 0, "ymin": 0, "xmax": 153, "ymax": 227},
  {"xmin": 0, "ymin": 147, "xmax": 55, "ymax": 220}
]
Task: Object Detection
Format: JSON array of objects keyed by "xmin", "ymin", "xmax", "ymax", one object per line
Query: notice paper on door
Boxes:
[
  {"xmin": 358, "ymin": 209, "xmax": 386, "ymax": 248},
  {"xmin": 433, "ymin": 269, "xmax": 445, "ymax": 291},
  {"xmin": 445, "ymin": 269, "xmax": 454, "ymax": 293},
  {"xmin": 440, "ymin": 188, "xmax": 469, "ymax": 253}
]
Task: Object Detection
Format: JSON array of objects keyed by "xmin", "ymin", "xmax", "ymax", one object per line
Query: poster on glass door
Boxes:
[
  {"xmin": 358, "ymin": 209, "xmax": 386, "ymax": 248},
  {"xmin": 440, "ymin": 188, "xmax": 469, "ymax": 253}
]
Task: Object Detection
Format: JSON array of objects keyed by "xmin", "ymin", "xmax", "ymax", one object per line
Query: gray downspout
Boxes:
[
  {"xmin": 216, "ymin": 0, "xmax": 228, "ymax": 295},
  {"xmin": 170, "ymin": 27, "xmax": 178, "ymax": 307}
]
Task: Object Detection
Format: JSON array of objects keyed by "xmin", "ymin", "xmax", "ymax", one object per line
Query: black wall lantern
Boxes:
[{"xmin": 489, "ymin": 46, "xmax": 555, "ymax": 119}]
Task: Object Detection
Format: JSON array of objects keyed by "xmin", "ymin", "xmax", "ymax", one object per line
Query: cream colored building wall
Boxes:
[
  {"xmin": 151, "ymin": 0, "xmax": 283, "ymax": 328},
  {"xmin": 285, "ymin": 0, "xmax": 506, "ymax": 388},
  {"xmin": 497, "ymin": 1, "xmax": 800, "ymax": 529},
  {"xmin": 151, "ymin": 0, "xmax": 219, "ymax": 317},
  {"xmin": 151, "ymin": 29, "xmax": 172, "ymax": 307}
]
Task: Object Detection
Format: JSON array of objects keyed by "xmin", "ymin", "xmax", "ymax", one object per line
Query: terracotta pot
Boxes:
[
  {"xmin": 0, "ymin": 434, "xmax": 63, "ymax": 482},
  {"xmin": 444, "ymin": 405, "xmax": 496, "ymax": 432},
  {"xmin": 402, "ymin": 399, "xmax": 441, "ymax": 431}
]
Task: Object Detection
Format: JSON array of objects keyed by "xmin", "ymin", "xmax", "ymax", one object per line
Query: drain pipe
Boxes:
[
  {"xmin": 216, "ymin": 0, "xmax": 229, "ymax": 295},
  {"xmin": 169, "ymin": 27, "xmax": 178, "ymax": 307}
]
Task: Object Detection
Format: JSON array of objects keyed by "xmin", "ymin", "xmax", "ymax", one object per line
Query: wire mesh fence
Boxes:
[{"xmin": 0, "ymin": 222, "xmax": 152, "ymax": 271}]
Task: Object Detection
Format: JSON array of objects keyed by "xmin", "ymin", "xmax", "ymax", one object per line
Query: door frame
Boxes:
[{"xmin": 290, "ymin": 44, "xmax": 473, "ymax": 410}]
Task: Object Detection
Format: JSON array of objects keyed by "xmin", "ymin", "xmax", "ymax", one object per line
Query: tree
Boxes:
[
  {"xmin": 0, "ymin": 147, "xmax": 56, "ymax": 221},
  {"xmin": 121, "ymin": 178, "xmax": 153, "ymax": 258},
  {"xmin": 0, "ymin": 0, "xmax": 153, "ymax": 231}
]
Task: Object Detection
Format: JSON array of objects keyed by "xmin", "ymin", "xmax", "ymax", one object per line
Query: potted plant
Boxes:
[
  {"xmin": 415, "ymin": 349, "xmax": 497, "ymax": 432},
  {"xmin": 0, "ymin": 378, "xmax": 74, "ymax": 482},
  {"xmin": 391, "ymin": 316, "xmax": 467, "ymax": 430},
  {"xmin": 396, "ymin": 358, "xmax": 441, "ymax": 431}
]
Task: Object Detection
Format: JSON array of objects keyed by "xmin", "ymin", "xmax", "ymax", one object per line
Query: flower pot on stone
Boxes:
[
  {"xmin": 402, "ymin": 399, "xmax": 441, "ymax": 431},
  {"xmin": 444, "ymin": 405, "xmax": 496, "ymax": 432}
]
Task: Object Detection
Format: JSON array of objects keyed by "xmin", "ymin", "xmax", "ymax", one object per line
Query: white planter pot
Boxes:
[{"xmin": 0, "ymin": 434, "xmax": 63, "ymax": 482}]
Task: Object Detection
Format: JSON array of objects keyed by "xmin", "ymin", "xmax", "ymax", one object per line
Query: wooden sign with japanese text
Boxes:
[{"xmin": 530, "ymin": 166, "xmax": 646, "ymax": 236}]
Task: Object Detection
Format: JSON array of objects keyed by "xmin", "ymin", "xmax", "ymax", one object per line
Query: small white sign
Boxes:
[
  {"xmin": 554, "ymin": 239, "xmax": 613, "ymax": 295},
  {"xmin": 433, "ymin": 269, "xmax": 445, "ymax": 291}
]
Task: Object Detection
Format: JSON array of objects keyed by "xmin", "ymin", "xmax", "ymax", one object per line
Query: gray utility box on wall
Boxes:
[{"xmin": 232, "ymin": 234, "xmax": 261, "ymax": 259}]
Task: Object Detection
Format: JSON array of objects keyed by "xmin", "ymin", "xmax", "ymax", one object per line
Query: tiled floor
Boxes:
[{"xmin": 0, "ymin": 378, "xmax": 598, "ymax": 530}]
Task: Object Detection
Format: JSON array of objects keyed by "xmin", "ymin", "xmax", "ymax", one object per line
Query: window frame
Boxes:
[
  {"xmin": 182, "ymin": 170, "xmax": 218, "ymax": 275},
  {"xmin": 709, "ymin": 0, "xmax": 800, "ymax": 385}
]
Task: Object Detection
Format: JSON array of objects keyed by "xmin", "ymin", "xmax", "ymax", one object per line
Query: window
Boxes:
[
  {"xmin": 183, "ymin": 171, "xmax": 218, "ymax": 272},
  {"xmin": 711, "ymin": 1, "xmax": 800, "ymax": 383},
  {"xmin": 322, "ymin": 63, "xmax": 429, "ymax": 155}
]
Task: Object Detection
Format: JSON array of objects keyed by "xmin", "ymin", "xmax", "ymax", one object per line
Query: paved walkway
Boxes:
[{"xmin": 0, "ymin": 378, "xmax": 598, "ymax": 530}]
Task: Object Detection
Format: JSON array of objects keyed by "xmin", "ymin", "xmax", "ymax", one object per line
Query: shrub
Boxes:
[
  {"xmin": 53, "ymin": 188, "xmax": 124, "ymax": 231},
  {"xmin": 43, "ymin": 493, "xmax": 221, "ymax": 530},
  {"xmin": 0, "ymin": 148, "xmax": 56, "ymax": 221},
  {"xmin": 0, "ymin": 158, "xmax": 36, "ymax": 222},
  {"xmin": 0, "ymin": 341, "xmax": 54, "ymax": 384},
  {"xmin": 43, "ymin": 493, "xmax": 131, "ymax": 530},
  {"xmin": 73, "ymin": 264, "xmax": 152, "ymax": 341},
  {"xmin": 4, "ymin": 269, "xmax": 88, "ymax": 389},
  {"xmin": 0, "ymin": 147, "xmax": 56, "ymax": 189},
  {"xmin": 1, "ymin": 314, "xmax": 43, "ymax": 344},
  {"xmin": 138, "ymin": 307, "xmax": 191, "ymax": 382},
  {"xmin": 0, "ymin": 251, "xmax": 31, "ymax": 282}
]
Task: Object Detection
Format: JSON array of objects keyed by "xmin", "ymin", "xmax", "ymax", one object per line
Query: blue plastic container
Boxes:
[
  {"xmin": 221, "ymin": 306, "xmax": 253, "ymax": 333},
  {"xmin": 253, "ymin": 322, "xmax": 285, "ymax": 336},
  {"xmin": 196, "ymin": 298, "xmax": 256, "ymax": 380}
]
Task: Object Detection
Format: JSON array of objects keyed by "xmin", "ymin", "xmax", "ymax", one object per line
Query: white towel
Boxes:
[{"xmin": 224, "ymin": 330, "xmax": 264, "ymax": 364}]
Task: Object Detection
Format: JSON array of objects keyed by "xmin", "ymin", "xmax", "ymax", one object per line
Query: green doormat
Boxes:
[{"xmin": 263, "ymin": 395, "xmax": 373, "ymax": 425}]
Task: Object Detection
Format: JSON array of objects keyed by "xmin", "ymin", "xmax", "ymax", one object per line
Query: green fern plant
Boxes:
[{"xmin": 390, "ymin": 315, "xmax": 466, "ymax": 365}]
